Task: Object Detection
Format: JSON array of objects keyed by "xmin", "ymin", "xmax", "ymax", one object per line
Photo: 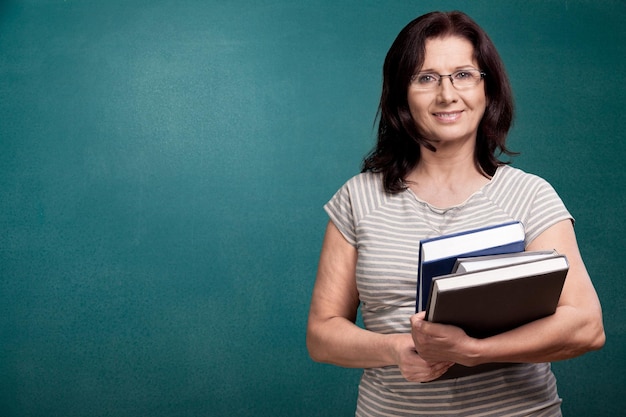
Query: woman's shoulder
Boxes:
[
  {"xmin": 324, "ymin": 172, "xmax": 390, "ymax": 242},
  {"xmin": 490, "ymin": 165, "xmax": 571, "ymax": 243},
  {"xmin": 493, "ymin": 164, "xmax": 554, "ymax": 188},
  {"xmin": 328, "ymin": 171, "xmax": 383, "ymax": 202},
  {"xmin": 488, "ymin": 164, "xmax": 567, "ymax": 215},
  {"xmin": 327, "ymin": 171, "xmax": 393, "ymax": 218},
  {"xmin": 339, "ymin": 171, "xmax": 386, "ymax": 194}
]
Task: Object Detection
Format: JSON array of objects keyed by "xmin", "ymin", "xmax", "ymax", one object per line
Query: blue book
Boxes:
[{"xmin": 416, "ymin": 221, "xmax": 525, "ymax": 312}]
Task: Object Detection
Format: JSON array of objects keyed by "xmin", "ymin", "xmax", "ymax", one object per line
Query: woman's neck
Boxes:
[{"xmin": 404, "ymin": 147, "xmax": 491, "ymax": 208}]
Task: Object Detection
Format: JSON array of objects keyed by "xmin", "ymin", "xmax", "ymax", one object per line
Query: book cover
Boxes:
[
  {"xmin": 424, "ymin": 254, "xmax": 569, "ymax": 380},
  {"xmin": 416, "ymin": 221, "xmax": 525, "ymax": 312}
]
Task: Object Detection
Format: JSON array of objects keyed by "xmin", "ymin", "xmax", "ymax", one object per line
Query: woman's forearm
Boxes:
[
  {"xmin": 306, "ymin": 315, "xmax": 406, "ymax": 369},
  {"xmin": 468, "ymin": 303, "xmax": 605, "ymax": 366}
]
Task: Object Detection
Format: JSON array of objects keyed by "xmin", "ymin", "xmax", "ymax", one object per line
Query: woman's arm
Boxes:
[
  {"xmin": 307, "ymin": 221, "xmax": 453, "ymax": 382},
  {"xmin": 411, "ymin": 219, "xmax": 605, "ymax": 366}
]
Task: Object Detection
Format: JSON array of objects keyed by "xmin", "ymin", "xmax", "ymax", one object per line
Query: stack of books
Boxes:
[{"xmin": 416, "ymin": 221, "xmax": 569, "ymax": 380}]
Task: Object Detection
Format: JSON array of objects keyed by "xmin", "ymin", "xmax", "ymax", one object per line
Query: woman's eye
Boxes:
[
  {"xmin": 454, "ymin": 71, "xmax": 473, "ymax": 79},
  {"xmin": 416, "ymin": 74, "xmax": 437, "ymax": 84}
]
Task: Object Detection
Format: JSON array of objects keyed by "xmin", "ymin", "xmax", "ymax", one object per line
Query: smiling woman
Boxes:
[
  {"xmin": 0, "ymin": 0, "xmax": 621, "ymax": 416},
  {"xmin": 306, "ymin": 10, "xmax": 605, "ymax": 417}
]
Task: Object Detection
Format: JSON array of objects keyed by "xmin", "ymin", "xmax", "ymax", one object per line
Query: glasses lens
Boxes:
[
  {"xmin": 412, "ymin": 73, "xmax": 439, "ymax": 89},
  {"xmin": 452, "ymin": 70, "xmax": 482, "ymax": 89}
]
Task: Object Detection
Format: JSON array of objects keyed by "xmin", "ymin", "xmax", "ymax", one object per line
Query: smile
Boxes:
[{"xmin": 433, "ymin": 111, "xmax": 463, "ymax": 122}]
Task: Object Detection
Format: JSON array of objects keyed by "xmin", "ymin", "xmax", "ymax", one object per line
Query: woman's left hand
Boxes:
[{"xmin": 410, "ymin": 312, "xmax": 478, "ymax": 367}]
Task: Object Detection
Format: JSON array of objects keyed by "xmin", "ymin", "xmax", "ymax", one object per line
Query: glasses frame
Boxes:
[{"xmin": 410, "ymin": 68, "xmax": 486, "ymax": 90}]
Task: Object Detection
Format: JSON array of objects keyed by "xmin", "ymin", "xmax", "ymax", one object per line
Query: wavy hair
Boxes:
[{"xmin": 362, "ymin": 11, "xmax": 516, "ymax": 193}]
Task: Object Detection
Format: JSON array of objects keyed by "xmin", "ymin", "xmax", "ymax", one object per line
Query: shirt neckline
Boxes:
[{"xmin": 405, "ymin": 165, "xmax": 504, "ymax": 213}]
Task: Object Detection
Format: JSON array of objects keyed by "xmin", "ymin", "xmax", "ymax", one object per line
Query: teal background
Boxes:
[{"xmin": 1, "ymin": 1, "xmax": 624, "ymax": 416}]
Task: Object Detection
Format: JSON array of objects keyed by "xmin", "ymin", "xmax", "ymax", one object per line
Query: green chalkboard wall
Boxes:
[{"xmin": 1, "ymin": 1, "xmax": 624, "ymax": 416}]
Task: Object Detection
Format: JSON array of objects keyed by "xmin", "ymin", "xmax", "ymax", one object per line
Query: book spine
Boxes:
[{"xmin": 416, "ymin": 246, "xmax": 423, "ymax": 312}]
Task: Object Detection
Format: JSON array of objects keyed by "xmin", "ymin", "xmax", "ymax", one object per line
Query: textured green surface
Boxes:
[{"xmin": 1, "ymin": 1, "xmax": 624, "ymax": 416}]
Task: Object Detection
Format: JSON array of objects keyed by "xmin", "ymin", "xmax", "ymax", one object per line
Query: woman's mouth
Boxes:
[{"xmin": 433, "ymin": 111, "xmax": 463, "ymax": 122}]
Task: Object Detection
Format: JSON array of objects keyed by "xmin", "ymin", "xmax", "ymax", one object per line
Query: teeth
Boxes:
[{"xmin": 435, "ymin": 112, "xmax": 460, "ymax": 119}]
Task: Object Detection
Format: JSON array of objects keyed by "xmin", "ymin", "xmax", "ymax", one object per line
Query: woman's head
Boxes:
[{"xmin": 364, "ymin": 11, "xmax": 515, "ymax": 193}]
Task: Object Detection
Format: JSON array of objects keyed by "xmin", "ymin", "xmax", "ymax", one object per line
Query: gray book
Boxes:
[{"xmin": 424, "ymin": 254, "xmax": 569, "ymax": 381}]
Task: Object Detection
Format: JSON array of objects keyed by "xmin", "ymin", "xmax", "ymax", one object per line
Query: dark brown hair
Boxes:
[{"xmin": 362, "ymin": 11, "xmax": 516, "ymax": 193}]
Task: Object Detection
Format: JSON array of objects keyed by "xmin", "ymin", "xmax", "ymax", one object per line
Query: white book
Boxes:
[{"xmin": 452, "ymin": 250, "xmax": 558, "ymax": 274}]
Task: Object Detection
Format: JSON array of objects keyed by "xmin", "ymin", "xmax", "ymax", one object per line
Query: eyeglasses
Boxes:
[{"xmin": 410, "ymin": 69, "xmax": 486, "ymax": 90}]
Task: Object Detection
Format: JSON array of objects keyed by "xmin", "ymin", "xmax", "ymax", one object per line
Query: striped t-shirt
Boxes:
[{"xmin": 324, "ymin": 164, "xmax": 572, "ymax": 417}]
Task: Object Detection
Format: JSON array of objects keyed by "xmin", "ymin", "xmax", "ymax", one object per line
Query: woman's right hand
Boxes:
[{"xmin": 391, "ymin": 334, "xmax": 455, "ymax": 383}]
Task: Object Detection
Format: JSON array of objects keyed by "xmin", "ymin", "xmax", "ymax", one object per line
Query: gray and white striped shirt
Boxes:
[{"xmin": 324, "ymin": 164, "xmax": 572, "ymax": 416}]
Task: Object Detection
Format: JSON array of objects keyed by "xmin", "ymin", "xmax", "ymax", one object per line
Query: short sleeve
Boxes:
[
  {"xmin": 324, "ymin": 182, "xmax": 357, "ymax": 247},
  {"xmin": 524, "ymin": 177, "xmax": 573, "ymax": 244}
]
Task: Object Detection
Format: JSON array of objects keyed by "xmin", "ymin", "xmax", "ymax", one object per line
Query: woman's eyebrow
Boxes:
[{"xmin": 417, "ymin": 65, "xmax": 477, "ymax": 73}]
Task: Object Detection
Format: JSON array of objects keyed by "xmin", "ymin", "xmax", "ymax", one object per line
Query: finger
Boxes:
[
  {"xmin": 427, "ymin": 361, "xmax": 453, "ymax": 371},
  {"xmin": 410, "ymin": 311, "xmax": 426, "ymax": 324},
  {"xmin": 424, "ymin": 362, "xmax": 455, "ymax": 382}
]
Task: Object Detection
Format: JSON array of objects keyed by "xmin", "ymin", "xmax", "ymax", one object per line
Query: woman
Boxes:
[{"xmin": 306, "ymin": 11, "xmax": 605, "ymax": 416}]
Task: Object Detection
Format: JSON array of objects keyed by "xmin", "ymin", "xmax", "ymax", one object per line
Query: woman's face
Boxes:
[{"xmin": 407, "ymin": 35, "xmax": 487, "ymax": 148}]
